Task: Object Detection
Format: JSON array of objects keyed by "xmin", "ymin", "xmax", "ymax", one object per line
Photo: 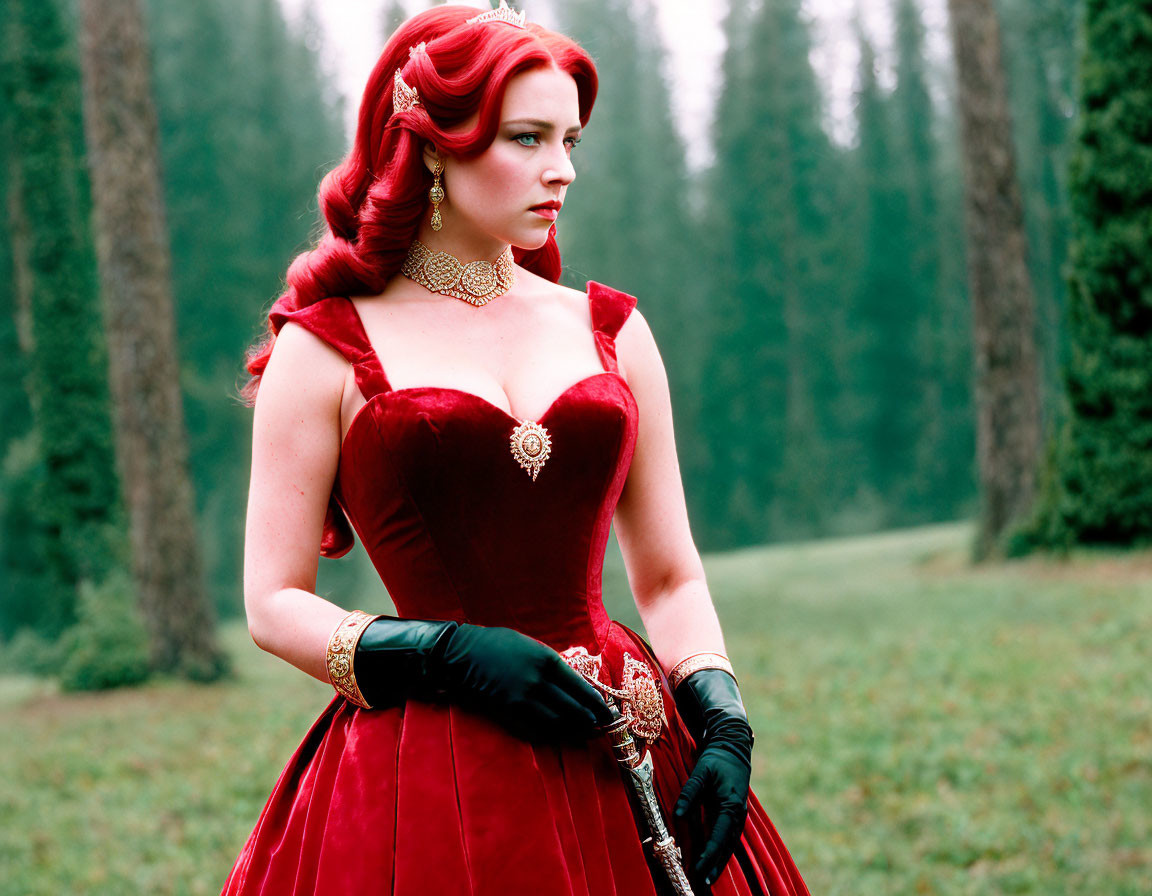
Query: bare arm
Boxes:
[
  {"xmin": 612, "ymin": 308, "xmax": 729, "ymax": 676},
  {"xmin": 243, "ymin": 321, "xmax": 356, "ymax": 683}
]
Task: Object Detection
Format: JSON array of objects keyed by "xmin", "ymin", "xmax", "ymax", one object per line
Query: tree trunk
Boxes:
[
  {"xmin": 76, "ymin": 0, "xmax": 224, "ymax": 677},
  {"xmin": 947, "ymin": 0, "xmax": 1042, "ymax": 558}
]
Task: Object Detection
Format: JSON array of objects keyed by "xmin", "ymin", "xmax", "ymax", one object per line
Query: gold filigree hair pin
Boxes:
[
  {"xmin": 392, "ymin": 43, "xmax": 427, "ymax": 116},
  {"xmin": 393, "ymin": 69, "xmax": 420, "ymax": 114}
]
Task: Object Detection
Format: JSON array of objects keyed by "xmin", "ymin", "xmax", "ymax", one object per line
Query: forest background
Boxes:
[
  {"xmin": 0, "ymin": 0, "xmax": 1082, "ymax": 630},
  {"xmin": 5, "ymin": 0, "xmax": 1152, "ymax": 891}
]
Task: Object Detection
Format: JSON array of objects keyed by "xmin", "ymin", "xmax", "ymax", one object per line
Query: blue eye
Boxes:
[
  {"xmin": 515, "ymin": 133, "xmax": 539, "ymax": 146},
  {"xmin": 565, "ymin": 137, "xmax": 581, "ymax": 150}
]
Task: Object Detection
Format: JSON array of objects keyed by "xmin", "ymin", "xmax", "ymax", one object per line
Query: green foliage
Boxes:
[
  {"xmin": 0, "ymin": 433, "xmax": 74, "ymax": 634},
  {"xmin": 58, "ymin": 573, "xmax": 151, "ymax": 692},
  {"xmin": 697, "ymin": 0, "xmax": 853, "ymax": 546},
  {"xmin": 1030, "ymin": 0, "xmax": 1152, "ymax": 545},
  {"xmin": 0, "ymin": 626, "xmax": 62, "ymax": 677},
  {"xmin": 0, "ymin": 0, "xmax": 126, "ymax": 637},
  {"xmin": 0, "ymin": 114, "xmax": 31, "ymax": 463},
  {"xmin": 850, "ymin": 31, "xmax": 929, "ymax": 512},
  {"xmin": 884, "ymin": 0, "xmax": 976, "ymax": 522}
]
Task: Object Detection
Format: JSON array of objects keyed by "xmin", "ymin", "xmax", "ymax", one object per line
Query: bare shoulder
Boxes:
[
  {"xmin": 258, "ymin": 319, "xmax": 348, "ymax": 413},
  {"xmin": 614, "ymin": 303, "xmax": 661, "ymax": 385}
]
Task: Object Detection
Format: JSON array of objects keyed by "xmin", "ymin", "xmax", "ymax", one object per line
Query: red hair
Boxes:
[{"xmin": 242, "ymin": 6, "xmax": 599, "ymax": 402}]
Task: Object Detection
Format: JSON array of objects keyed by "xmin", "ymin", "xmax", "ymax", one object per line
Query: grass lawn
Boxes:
[{"xmin": 1, "ymin": 522, "xmax": 1149, "ymax": 894}]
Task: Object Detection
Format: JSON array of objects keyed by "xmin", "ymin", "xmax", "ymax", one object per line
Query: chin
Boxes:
[{"xmin": 510, "ymin": 226, "xmax": 554, "ymax": 252}]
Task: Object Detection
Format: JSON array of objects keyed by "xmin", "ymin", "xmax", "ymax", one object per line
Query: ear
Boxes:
[{"xmin": 422, "ymin": 142, "xmax": 443, "ymax": 174}]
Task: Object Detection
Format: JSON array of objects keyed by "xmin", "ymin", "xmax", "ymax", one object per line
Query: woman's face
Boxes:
[{"xmin": 430, "ymin": 65, "xmax": 582, "ymax": 254}]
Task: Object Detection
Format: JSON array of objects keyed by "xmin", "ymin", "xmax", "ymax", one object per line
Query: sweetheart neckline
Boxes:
[{"xmin": 340, "ymin": 370, "xmax": 634, "ymax": 455}]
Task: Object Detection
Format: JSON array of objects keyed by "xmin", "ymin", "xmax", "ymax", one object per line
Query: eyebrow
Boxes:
[{"xmin": 503, "ymin": 118, "xmax": 583, "ymax": 134}]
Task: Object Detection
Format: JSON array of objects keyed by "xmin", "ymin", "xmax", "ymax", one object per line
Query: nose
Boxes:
[{"xmin": 544, "ymin": 146, "xmax": 576, "ymax": 187}]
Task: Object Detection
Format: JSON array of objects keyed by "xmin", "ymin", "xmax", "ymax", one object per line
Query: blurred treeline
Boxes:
[
  {"xmin": 556, "ymin": 0, "xmax": 1078, "ymax": 549},
  {"xmin": 0, "ymin": 0, "xmax": 343, "ymax": 635},
  {"xmin": 0, "ymin": 0, "xmax": 1079, "ymax": 629}
]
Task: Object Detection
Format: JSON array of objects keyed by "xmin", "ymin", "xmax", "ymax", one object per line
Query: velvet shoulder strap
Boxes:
[
  {"xmin": 587, "ymin": 281, "xmax": 638, "ymax": 374},
  {"xmin": 269, "ymin": 296, "xmax": 392, "ymax": 400}
]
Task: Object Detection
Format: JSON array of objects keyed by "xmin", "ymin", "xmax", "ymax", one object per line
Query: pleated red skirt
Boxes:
[{"xmin": 222, "ymin": 623, "xmax": 809, "ymax": 895}]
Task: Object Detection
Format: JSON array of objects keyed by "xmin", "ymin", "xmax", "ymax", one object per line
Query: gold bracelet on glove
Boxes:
[
  {"xmin": 325, "ymin": 610, "xmax": 381, "ymax": 709},
  {"xmin": 667, "ymin": 652, "xmax": 737, "ymax": 691}
]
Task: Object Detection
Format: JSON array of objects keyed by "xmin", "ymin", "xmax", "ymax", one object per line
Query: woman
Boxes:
[{"xmin": 226, "ymin": 4, "xmax": 808, "ymax": 894}]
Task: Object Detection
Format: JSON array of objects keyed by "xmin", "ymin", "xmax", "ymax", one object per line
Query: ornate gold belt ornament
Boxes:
[{"xmin": 560, "ymin": 646, "xmax": 666, "ymax": 742}]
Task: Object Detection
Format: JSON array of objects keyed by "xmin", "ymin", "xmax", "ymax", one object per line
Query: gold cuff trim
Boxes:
[
  {"xmin": 667, "ymin": 652, "xmax": 736, "ymax": 691},
  {"xmin": 326, "ymin": 610, "xmax": 380, "ymax": 709}
]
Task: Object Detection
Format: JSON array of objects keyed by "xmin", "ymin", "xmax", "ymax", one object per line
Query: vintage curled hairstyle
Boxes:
[{"xmin": 241, "ymin": 6, "xmax": 598, "ymax": 402}]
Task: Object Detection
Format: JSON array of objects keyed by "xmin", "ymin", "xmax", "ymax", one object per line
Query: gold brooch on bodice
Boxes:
[
  {"xmin": 509, "ymin": 419, "xmax": 552, "ymax": 481},
  {"xmin": 560, "ymin": 646, "xmax": 666, "ymax": 742}
]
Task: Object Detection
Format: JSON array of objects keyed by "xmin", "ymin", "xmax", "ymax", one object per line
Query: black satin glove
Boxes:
[
  {"xmin": 354, "ymin": 617, "xmax": 614, "ymax": 743},
  {"xmin": 672, "ymin": 667, "xmax": 754, "ymax": 887}
]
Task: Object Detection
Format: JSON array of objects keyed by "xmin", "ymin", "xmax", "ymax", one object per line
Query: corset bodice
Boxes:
[{"xmin": 270, "ymin": 282, "xmax": 640, "ymax": 652}]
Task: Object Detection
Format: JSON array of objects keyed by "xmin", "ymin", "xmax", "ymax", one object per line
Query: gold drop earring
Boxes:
[{"xmin": 429, "ymin": 158, "xmax": 445, "ymax": 231}]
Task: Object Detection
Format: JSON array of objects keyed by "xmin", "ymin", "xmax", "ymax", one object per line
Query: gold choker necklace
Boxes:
[{"xmin": 400, "ymin": 240, "xmax": 516, "ymax": 306}]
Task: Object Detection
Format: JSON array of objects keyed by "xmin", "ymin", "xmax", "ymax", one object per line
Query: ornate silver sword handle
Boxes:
[
  {"xmin": 559, "ymin": 646, "xmax": 695, "ymax": 895},
  {"xmin": 602, "ymin": 712, "xmax": 697, "ymax": 896}
]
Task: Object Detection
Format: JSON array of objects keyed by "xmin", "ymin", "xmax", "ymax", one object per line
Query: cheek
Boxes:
[{"xmin": 459, "ymin": 148, "xmax": 532, "ymax": 206}]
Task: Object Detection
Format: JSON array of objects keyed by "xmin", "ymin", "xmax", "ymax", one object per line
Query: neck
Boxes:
[{"xmin": 413, "ymin": 222, "xmax": 511, "ymax": 263}]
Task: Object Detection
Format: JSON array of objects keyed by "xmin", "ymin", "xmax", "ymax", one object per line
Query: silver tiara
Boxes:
[{"xmin": 466, "ymin": 0, "xmax": 526, "ymax": 29}]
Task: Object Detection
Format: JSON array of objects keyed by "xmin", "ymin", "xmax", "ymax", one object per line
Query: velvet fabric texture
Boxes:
[{"xmin": 223, "ymin": 283, "xmax": 809, "ymax": 895}]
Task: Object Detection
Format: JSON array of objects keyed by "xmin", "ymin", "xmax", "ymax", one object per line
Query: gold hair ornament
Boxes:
[{"xmin": 393, "ymin": 69, "xmax": 420, "ymax": 115}]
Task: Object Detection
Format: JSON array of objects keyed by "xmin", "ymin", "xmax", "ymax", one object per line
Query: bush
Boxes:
[
  {"xmin": 58, "ymin": 572, "xmax": 151, "ymax": 692},
  {"xmin": 0, "ymin": 627, "xmax": 63, "ymax": 677}
]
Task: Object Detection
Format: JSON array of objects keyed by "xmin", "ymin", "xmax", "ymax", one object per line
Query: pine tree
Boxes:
[
  {"xmin": 890, "ymin": 0, "xmax": 976, "ymax": 521},
  {"xmin": 1038, "ymin": 0, "xmax": 1152, "ymax": 544},
  {"xmin": 0, "ymin": 0, "xmax": 125, "ymax": 636},
  {"xmin": 698, "ymin": 0, "xmax": 848, "ymax": 545},
  {"xmin": 848, "ymin": 29, "xmax": 926, "ymax": 520}
]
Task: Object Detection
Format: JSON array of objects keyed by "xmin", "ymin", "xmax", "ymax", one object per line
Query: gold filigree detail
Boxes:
[
  {"xmin": 667, "ymin": 652, "xmax": 737, "ymax": 691},
  {"xmin": 560, "ymin": 646, "xmax": 666, "ymax": 742},
  {"xmin": 393, "ymin": 69, "xmax": 420, "ymax": 115},
  {"xmin": 509, "ymin": 419, "xmax": 551, "ymax": 481},
  {"xmin": 400, "ymin": 240, "xmax": 515, "ymax": 306},
  {"xmin": 326, "ymin": 610, "xmax": 380, "ymax": 709}
]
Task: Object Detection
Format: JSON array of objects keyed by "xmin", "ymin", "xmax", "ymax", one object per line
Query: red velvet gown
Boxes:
[{"xmin": 222, "ymin": 283, "xmax": 809, "ymax": 896}]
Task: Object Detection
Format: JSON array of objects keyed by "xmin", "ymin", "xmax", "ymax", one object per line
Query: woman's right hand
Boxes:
[{"xmin": 433, "ymin": 623, "xmax": 615, "ymax": 743}]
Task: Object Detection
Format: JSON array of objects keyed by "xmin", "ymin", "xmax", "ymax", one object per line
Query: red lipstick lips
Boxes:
[{"xmin": 530, "ymin": 200, "xmax": 561, "ymax": 221}]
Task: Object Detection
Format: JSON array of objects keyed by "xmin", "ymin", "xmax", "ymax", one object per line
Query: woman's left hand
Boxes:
[{"xmin": 671, "ymin": 668, "xmax": 754, "ymax": 886}]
